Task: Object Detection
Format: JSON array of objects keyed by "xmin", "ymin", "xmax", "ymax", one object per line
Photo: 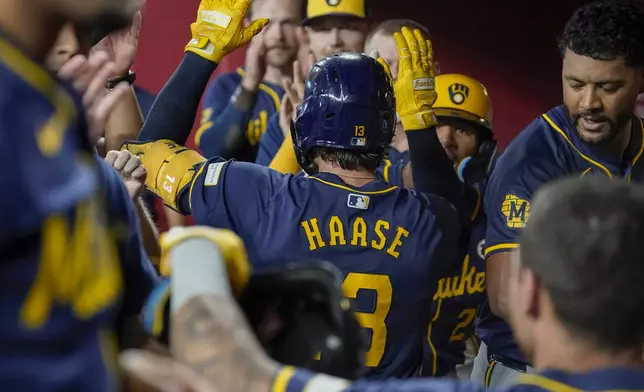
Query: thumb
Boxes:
[
  {"xmin": 377, "ymin": 57, "xmax": 394, "ymax": 82},
  {"xmin": 239, "ymin": 18, "xmax": 269, "ymax": 46}
]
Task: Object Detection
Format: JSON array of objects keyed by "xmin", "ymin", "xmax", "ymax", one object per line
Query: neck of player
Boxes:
[
  {"xmin": 0, "ymin": 1, "xmax": 63, "ymax": 62},
  {"xmin": 263, "ymin": 63, "xmax": 293, "ymax": 87},
  {"xmin": 315, "ymin": 158, "xmax": 377, "ymax": 187},
  {"xmin": 533, "ymin": 312, "xmax": 643, "ymax": 372}
]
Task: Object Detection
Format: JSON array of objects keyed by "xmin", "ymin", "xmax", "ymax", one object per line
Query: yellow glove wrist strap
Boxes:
[
  {"xmin": 185, "ymin": 37, "xmax": 224, "ymax": 63},
  {"xmin": 128, "ymin": 140, "xmax": 206, "ymax": 211},
  {"xmin": 401, "ymin": 110, "xmax": 437, "ymax": 131}
]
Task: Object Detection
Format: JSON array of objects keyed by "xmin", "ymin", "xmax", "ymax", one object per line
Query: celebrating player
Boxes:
[
  {"xmin": 254, "ymin": 0, "xmax": 371, "ymax": 167},
  {"xmin": 194, "ymin": 0, "xmax": 303, "ymax": 161},
  {"xmin": 0, "ymin": 0, "xmax": 155, "ymax": 389},
  {"xmin": 477, "ymin": 0, "xmax": 644, "ymax": 386},
  {"xmin": 121, "ymin": 175, "xmax": 644, "ymax": 392},
  {"xmin": 126, "ymin": 0, "xmax": 461, "ymax": 379}
]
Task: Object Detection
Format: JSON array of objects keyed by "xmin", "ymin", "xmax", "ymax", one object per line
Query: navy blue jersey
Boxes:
[
  {"xmin": 424, "ymin": 181, "xmax": 486, "ymax": 377},
  {"xmin": 377, "ymin": 148, "xmax": 410, "ymax": 187},
  {"xmin": 180, "ymin": 161, "xmax": 460, "ymax": 379},
  {"xmin": 0, "ymin": 34, "xmax": 124, "ymax": 391},
  {"xmin": 255, "ymin": 111, "xmax": 283, "ymax": 166},
  {"xmin": 196, "ymin": 68, "xmax": 284, "ymax": 162},
  {"xmin": 373, "ymin": 147, "xmax": 487, "ymax": 376},
  {"xmin": 481, "ymin": 105, "xmax": 644, "ymax": 363},
  {"xmin": 96, "ymin": 158, "xmax": 159, "ymax": 342},
  {"xmin": 273, "ymin": 366, "xmax": 644, "ymax": 392}
]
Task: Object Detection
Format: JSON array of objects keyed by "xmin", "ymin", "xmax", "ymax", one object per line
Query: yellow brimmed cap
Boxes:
[{"xmin": 302, "ymin": 0, "xmax": 368, "ymax": 25}]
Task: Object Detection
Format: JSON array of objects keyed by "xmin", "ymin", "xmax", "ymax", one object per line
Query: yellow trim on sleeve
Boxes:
[
  {"xmin": 236, "ymin": 68, "xmax": 282, "ymax": 110},
  {"xmin": 484, "ymin": 243, "xmax": 519, "ymax": 257},
  {"xmin": 272, "ymin": 366, "xmax": 296, "ymax": 392}
]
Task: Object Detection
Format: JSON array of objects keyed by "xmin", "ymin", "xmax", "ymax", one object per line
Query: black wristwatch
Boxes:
[{"xmin": 107, "ymin": 70, "xmax": 136, "ymax": 90}]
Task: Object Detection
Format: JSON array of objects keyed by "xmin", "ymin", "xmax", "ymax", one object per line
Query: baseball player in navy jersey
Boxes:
[
  {"xmin": 121, "ymin": 175, "xmax": 644, "ymax": 392},
  {"xmin": 477, "ymin": 0, "xmax": 644, "ymax": 387},
  {"xmin": 194, "ymin": 0, "xmax": 302, "ymax": 162},
  {"xmin": 124, "ymin": 0, "xmax": 461, "ymax": 379}
]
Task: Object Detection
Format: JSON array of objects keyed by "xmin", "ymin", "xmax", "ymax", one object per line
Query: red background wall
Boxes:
[{"xmin": 134, "ymin": 0, "xmax": 588, "ymax": 149}]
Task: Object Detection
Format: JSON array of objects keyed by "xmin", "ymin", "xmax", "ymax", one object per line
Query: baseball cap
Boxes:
[{"xmin": 302, "ymin": 0, "xmax": 369, "ymax": 26}]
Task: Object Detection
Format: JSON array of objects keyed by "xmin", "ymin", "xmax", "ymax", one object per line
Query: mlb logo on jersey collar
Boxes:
[{"xmin": 347, "ymin": 193, "xmax": 370, "ymax": 210}]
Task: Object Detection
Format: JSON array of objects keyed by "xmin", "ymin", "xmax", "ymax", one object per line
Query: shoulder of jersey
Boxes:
[{"xmin": 494, "ymin": 106, "xmax": 564, "ymax": 176}]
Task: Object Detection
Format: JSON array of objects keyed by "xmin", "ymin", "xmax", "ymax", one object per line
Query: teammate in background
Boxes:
[
  {"xmin": 46, "ymin": 15, "xmax": 162, "ymax": 263},
  {"xmin": 194, "ymin": 0, "xmax": 302, "ymax": 162},
  {"xmin": 122, "ymin": 176, "xmax": 644, "ymax": 392},
  {"xmin": 0, "ymin": 0, "xmax": 150, "ymax": 389},
  {"xmin": 478, "ymin": 0, "xmax": 644, "ymax": 387},
  {"xmin": 256, "ymin": 18, "xmax": 434, "ymax": 172},
  {"xmin": 367, "ymin": 19, "xmax": 434, "ymax": 177},
  {"xmin": 126, "ymin": 0, "xmax": 460, "ymax": 378},
  {"xmin": 254, "ymin": 0, "xmax": 370, "ymax": 167},
  {"xmin": 399, "ymin": 73, "xmax": 495, "ymax": 380}
]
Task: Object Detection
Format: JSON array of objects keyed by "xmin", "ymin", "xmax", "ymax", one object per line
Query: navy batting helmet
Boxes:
[{"xmin": 291, "ymin": 52, "xmax": 396, "ymax": 170}]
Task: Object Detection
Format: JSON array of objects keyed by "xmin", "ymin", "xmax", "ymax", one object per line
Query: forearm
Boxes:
[
  {"xmin": 138, "ymin": 53, "xmax": 218, "ymax": 144},
  {"xmin": 135, "ymin": 198, "xmax": 161, "ymax": 264},
  {"xmin": 196, "ymin": 85, "xmax": 257, "ymax": 158},
  {"xmin": 169, "ymin": 238, "xmax": 278, "ymax": 392},
  {"xmin": 105, "ymin": 87, "xmax": 144, "ymax": 151},
  {"xmin": 406, "ymin": 128, "xmax": 471, "ymax": 218}
]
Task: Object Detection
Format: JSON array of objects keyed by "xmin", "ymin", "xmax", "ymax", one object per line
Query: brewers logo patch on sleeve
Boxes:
[{"xmin": 501, "ymin": 194, "xmax": 530, "ymax": 228}]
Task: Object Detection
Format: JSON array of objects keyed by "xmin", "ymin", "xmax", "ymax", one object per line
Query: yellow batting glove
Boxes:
[
  {"xmin": 159, "ymin": 227, "xmax": 251, "ymax": 297},
  {"xmin": 388, "ymin": 26, "xmax": 438, "ymax": 131},
  {"xmin": 120, "ymin": 140, "xmax": 206, "ymax": 211},
  {"xmin": 185, "ymin": 0, "xmax": 269, "ymax": 63}
]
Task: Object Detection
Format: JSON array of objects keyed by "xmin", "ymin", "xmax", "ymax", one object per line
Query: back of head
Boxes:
[
  {"xmin": 520, "ymin": 176, "xmax": 644, "ymax": 351},
  {"xmin": 291, "ymin": 52, "xmax": 396, "ymax": 173},
  {"xmin": 560, "ymin": 0, "xmax": 644, "ymax": 67}
]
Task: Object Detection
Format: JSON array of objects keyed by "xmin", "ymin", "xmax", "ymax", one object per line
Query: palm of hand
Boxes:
[{"xmin": 92, "ymin": 12, "xmax": 141, "ymax": 76}]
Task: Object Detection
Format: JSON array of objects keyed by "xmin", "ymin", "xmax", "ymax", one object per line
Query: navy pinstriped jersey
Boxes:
[
  {"xmin": 481, "ymin": 105, "xmax": 644, "ymax": 364},
  {"xmin": 178, "ymin": 162, "xmax": 461, "ymax": 379},
  {"xmin": 196, "ymin": 68, "xmax": 284, "ymax": 162},
  {"xmin": 273, "ymin": 366, "xmax": 644, "ymax": 392},
  {"xmin": 0, "ymin": 33, "xmax": 124, "ymax": 391}
]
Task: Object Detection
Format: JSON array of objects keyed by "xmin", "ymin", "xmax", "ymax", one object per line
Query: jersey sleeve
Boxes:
[
  {"xmin": 255, "ymin": 112, "xmax": 285, "ymax": 166},
  {"xmin": 376, "ymin": 161, "xmax": 406, "ymax": 187},
  {"xmin": 186, "ymin": 159, "xmax": 286, "ymax": 234},
  {"xmin": 484, "ymin": 150, "xmax": 556, "ymax": 258},
  {"xmin": 271, "ymin": 366, "xmax": 483, "ymax": 392},
  {"xmin": 97, "ymin": 159, "xmax": 160, "ymax": 329}
]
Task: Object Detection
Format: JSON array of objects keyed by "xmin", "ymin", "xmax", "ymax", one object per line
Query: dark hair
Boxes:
[
  {"xmin": 305, "ymin": 147, "xmax": 385, "ymax": 174},
  {"xmin": 559, "ymin": 0, "xmax": 644, "ymax": 67},
  {"xmin": 521, "ymin": 176, "xmax": 644, "ymax": 351},
  {"xmin": 366, "ymin": 19, "xmax": 431, "ymax": 46}
]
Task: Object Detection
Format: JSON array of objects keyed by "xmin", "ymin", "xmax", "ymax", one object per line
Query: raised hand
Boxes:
[
  {"xmin": 185, "ymin": 0, "xmax": 269, "ymax": 63},
  {"xmin": 377, "ymin": 26, "xmax": 437, "ymax": 131}
]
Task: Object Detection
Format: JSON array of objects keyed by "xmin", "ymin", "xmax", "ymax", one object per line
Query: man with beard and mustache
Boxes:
[
  {"xmin": 194, "ymin": 0, "xmax": 303, "ymax": 162},
  {"xmin": 254, "ymin": 0, "xmax": 371, "ymax": 168},
  {"xmin": 477, "ymin": 0, "xmax": 644, "ymax": 388}
]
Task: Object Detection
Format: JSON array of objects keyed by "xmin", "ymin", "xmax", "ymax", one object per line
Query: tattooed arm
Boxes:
[
  {"xmin": 171, "ymin": 295, "xmax": 277, "ymax": 392},
  {"xmin": 161, "ymin": 227, "xmax": 351, "ymax": 392}
]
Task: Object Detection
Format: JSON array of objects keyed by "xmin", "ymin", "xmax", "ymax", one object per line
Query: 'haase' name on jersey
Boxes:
[{"xmin": 300, "ymin": 216, "xmax": 410, "ymax": 258}]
